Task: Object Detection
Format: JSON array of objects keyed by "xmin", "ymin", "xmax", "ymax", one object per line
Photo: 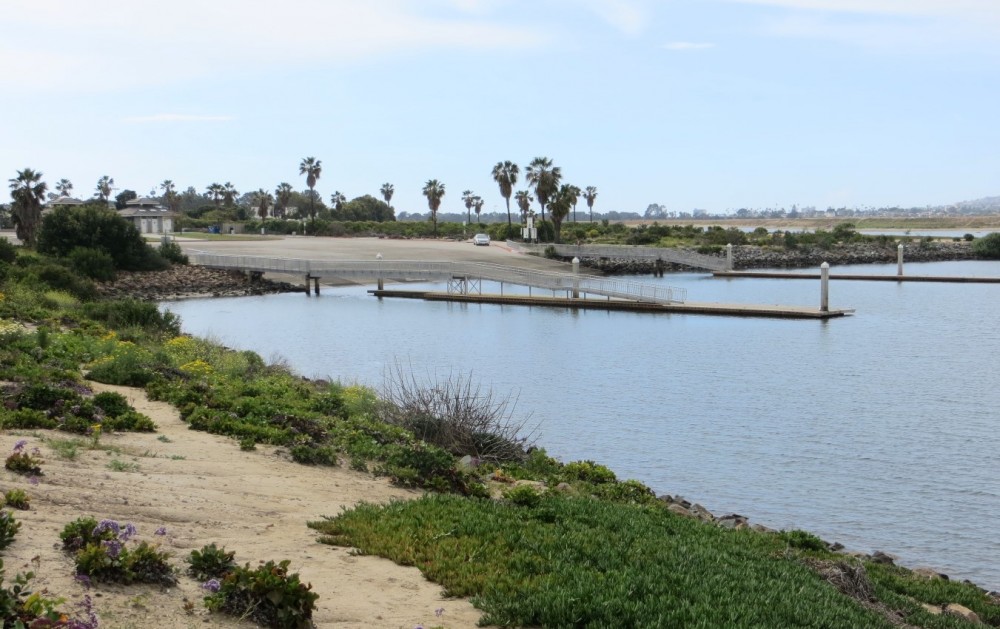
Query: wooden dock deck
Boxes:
[
  {"xmin": 713, "ymin": 271, "xmax": 1000, "ymax": 283},
  {"xmin": 368, "ymin": 289, "xmax": 854, "ymax": 319}
]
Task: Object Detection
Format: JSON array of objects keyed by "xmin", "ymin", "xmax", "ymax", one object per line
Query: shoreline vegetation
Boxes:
[{"xmin": 1, "ymin": 218, "xmax": 999, "ymax": 627}]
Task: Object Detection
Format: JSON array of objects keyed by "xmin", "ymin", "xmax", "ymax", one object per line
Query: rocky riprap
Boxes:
[
  {"xmin": 96, "ymin": 265, "xmax": 300, "ymax": 301},
  {"xmin": 577, "ymin": 241, "xmax": 977, "ymax": 275}
]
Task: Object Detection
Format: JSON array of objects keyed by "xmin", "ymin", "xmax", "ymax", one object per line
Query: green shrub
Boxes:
[
  {"xmin": 0, "ymin": 239, "xmax": 16, "ymax": 264},
  {"xmin": 503, "ymin": 484, "xmax": 543, "ymax": 508},
  {"xmin": 188, "ymin": 543, "xmax": 237, "ymax": 581},
  {"xmin": 29, "ymin": 262, "xmax": 98, "ymax": 300},
  {"xmin": 289, "ymin": 444, "xmax": 338, "ymax": 466},
  {"xmin": 3, "ymin": 490, "xmax": 29, "ymax": 510},
  {"xmin": 204, "ymin": 560, "xmax": 318, "ymax": 629},
  {"xmin": 778, "ymin": 529, "xmax": 828, "ymax": 552},
  {"xmin": 92, "ymin": 390, "xmax": 131, "ymax": 417},
  {"xmin": 562, "ymin": 460, "xmax": 617, "ymax": 484},
  {"xmin": 104, "ymin": 409, "xmax": 156, "ymax": 432},
  {"xmin": 67, "ymin": 247, "xmax": 117, "ymax": 281},
  {"xmin": 67, "ymin": 519, "xmax": 176, "ymax": 586},
  {"xmin": 0, "ymin": 512, "xmax": 20, "ymax": 550},
  {"xmin": 5, "ymin": 442, "xmax": 43, "ymax": 476},
  {"xmin": 37, "ymin": 204, "xmax": 166, "ymax": 271},
  {"xmin": 158, "ymin": 240, "xmax": 189, "ymax": 264},
  {"xmin": 60, "ymin": 516, "xmax": 103, "ymax": 552},
  {"xmin": 81, "ymin": 299, "xmax": 181, "ymax": 335},
  {"xmin": 973, "ymin": 232, "xmax": 1000, "ymax": 258},
  {"xmin": 0, "ymin": 408, "xmax": 56, "ymax": 430},
  {"xmin": 593, "ymin": 479, "xmax": 656, "ymax": 505},
  {"xmin": 0, "ymin": 559, "xmax": 68, "ymax": 627}
]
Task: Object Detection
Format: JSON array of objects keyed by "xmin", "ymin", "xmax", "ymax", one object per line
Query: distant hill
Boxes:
[{"xmin": 954, "ymin": 195, "xmax": 1000, "ymax": 212}]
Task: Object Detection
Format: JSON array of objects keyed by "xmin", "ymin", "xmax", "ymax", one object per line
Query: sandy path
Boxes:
[{"xmin": 2, "ymin": 381, "xmax": 484, "ymax": 629}]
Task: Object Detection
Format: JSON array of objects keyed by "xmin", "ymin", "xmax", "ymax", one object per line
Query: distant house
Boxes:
[
  {"xmin": 45, "ymin": 196, "xmax": 85, "ymax": 210},
  {"xmin": 118, "ymin": 197, "xmax": 177, "ymax": 234}
]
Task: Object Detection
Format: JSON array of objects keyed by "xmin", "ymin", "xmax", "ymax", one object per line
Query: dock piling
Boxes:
[
  {"xmin": 820, "ymin": 262, "xmax": 830, "ymax": 312},
  {"xmin": 897, "ymin": 244, "xmax": 904, "ymax": 277}
]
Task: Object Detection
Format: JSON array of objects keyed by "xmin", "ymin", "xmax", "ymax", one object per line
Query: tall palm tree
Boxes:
[
  {"xmin": 222, "ymin": 182, "xmax": 238, "ymax": 207},
  {"xmin": 8, "ymin": 168, "xmax": 47, "ymax": 247},
  {"xmin": 565, "ymin": 184, "xmax": 581, "ymax": 222},
  {"xmin": 274, "ymin": 182, "xmax": 293, "ymax": 217},
  {"xmin": 330, "ymin": 191, "xmax": 346, "ymax": 211},
  {"xmin": 96, "ymin": 175, "xmax": 114, "ymax": 203},
  {"xmin": 253, "ymin": 189, "xmax": 274, "ymax": 220},
  {"xmin": 584, "ymin": 186, "xmax": 598, "ymax": 222},
  {"xmin": 515, "ymin": 190, "xmax": 532, "ymax": 224},
  {"xmin": 55, "ymin": 178, "xmax": 73, "ymax": 198},
  {"xmin": 422, "ymin": 179, "xmax": 446, "ymax": 237},
  {"xmin": 299, "ymin": 157, "xmax": 322, "ymax": 223},
  {"xmin": 491, "ymin": 160, "xmax": 519, "ymax": 229},
  {"xmin": 462, "ymin": 190, "xmax": 475, "ymax": 224},
  {"xmin": 206, "ymin": 183, "xmax": 224, "ymax": 208},
  {"xmin": 525, "ymin": 156, "xmax": 561, "ymax": 223},
  {"xmin": 380, "ymin": 183, "xmax": 394, "ymax": 210},
  {"xmin": 473, "ymin": 196, "xmax": 484, "ymax": 223}
]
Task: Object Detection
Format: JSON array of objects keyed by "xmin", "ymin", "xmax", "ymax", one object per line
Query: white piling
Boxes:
[
  {"xmin": 572, "ymin": 257, "xmax": 580, "ymax": 299},
  {"xmin": 897, "ymin": 244, "xmax": 904, "ymax": 277},
  {"xmin": 726, "ymin": 243, "xmax": 733, "ymax": 271},
  {"xmin": 820, "ymin": 262, "xmax": 830, "ymax": 312}
]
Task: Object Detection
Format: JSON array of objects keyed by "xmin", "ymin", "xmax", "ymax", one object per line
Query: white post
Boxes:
[
  {"xmin": 726, "ymin": 243, "xmax": 733, "ymax": 271},
  {"xmin": 572, "ymin": 257, "xmax": 580, "ymax": 299},
  {"xmin": 897, "ymin": 244, "xmax": 904, "ymax": 277},
  {"xmin": 820, "ymin": 262, "xmax": 830, "ymax": 312},
  {"xmin": 376, "ymin": 253, "xmax": 384, "ymax": 291}
]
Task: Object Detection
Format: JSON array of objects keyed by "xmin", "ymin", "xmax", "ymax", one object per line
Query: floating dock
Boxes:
[
  {"xmin": 713, "ymin": 271, "xmax": 1000, "ymax": 283},
  {"xmin": 369, "ymin": 289, "xmax": 854, "ymax": 319}
]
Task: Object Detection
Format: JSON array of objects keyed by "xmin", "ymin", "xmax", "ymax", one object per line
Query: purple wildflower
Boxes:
[
  {"xmin": 201, "ymin": 579, "xmax": 221, "ymax": 593},
  {"xmin": 93, "ymin": 519, "xmax": 121, "ymax": 537},
  {"xmin": 102, "ymin": 539, "xmax": 122, "ymax": 559},
  {"xmin": 74, "ymin": 573, "xmax": 92, "ymax": 589},
  {"xmin": 119, "ymin": 522, "xmax": 137, "ymax": 542},
  {"xmin": 28, "ymin": 476, "xmax": 40, "ymax": 486},
  {"xmin": 12, "ymin": 440, "xmax": 27, "ymax": 453},
  {"xmin": 68, "ymin": 594, "xmax": 99, "ymax": 629},
  {"xmin": 154, "ymin": 526, "xmax": 167, "ymax": 536}
]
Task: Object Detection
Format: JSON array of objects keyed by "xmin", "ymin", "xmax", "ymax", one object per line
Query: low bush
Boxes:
[
  {"xmin": 3, "ymin": 490, "xmax": 30, "ymax": 510},
  {"xmin": 92, "ymin": 390, "xmax": 132, "ymax": 417},
  {"xmin": 503, "ymin": 484, "xmax": 543, "ymax": 508},
  {"xmin": 973, "ymin": 232, "xmax": 1000, "ymax": 258},
  {"xmin": 81, "ymin": 299, "xmax": 181, "ymax": 336},
  {"xmin": 5, "ymin": 440, "xmax": 43, "ymax": 476},
  {"xmin": 63, "ymin": 518, "xmax": 176, "ymax": 586},
  {"xmin": 562, "ymin": 460, "xmax": 616, "ymax": 484},
  {"xmin": 188, "ymin": 543, "xmax": 237, "ymax": 581},
  {"xmin": 158, "ymin": 240, "xmax": 189, "ymax": 265},
  {"xmin": 204, "ymin": 560, "xmax": 318, "ymax": 628},
  {"xmin": 67, "ymin": 247, "xmax": 117, "ymax": 282},
  {"xmin": 0, "ymin": 512, "xmax": 20, "ymax": 550}
]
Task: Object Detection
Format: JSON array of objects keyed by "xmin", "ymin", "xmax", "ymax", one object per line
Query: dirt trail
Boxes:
[{"xmin": 2, "ymin": 382, "xmax": 483, "ymax": 628}]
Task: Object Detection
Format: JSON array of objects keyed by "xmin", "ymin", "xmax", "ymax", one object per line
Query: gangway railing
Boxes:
[
  {"xmin": 188, "ymin": 252, "xmax": 687, "ymax": 305},
  {"xmin": 507, "ymin": 242, "xmax": 729, "ymax": 272}
]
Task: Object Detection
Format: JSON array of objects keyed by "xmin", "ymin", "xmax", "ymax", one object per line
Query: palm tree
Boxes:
[
  {"xmin": 8, "ymin": 168, "xmax": 47, "ymax": 247},
  {"xmin": 525, "ymin": 157, "xmax": 561, "ymax": 223},
  {"xmin": 55, "ymin": 178, "xmax": 73, "ymax": 198},
  {"xmin": 422, "ymin": 179, "xmax": 446, "ymax": 236},
  {"xmin": 473, "ymin": 196, "xmax": 484, "ymax": 223},
  {"xmin": 515, "ymin": 190, "xmax": 532, "ymax": 224},
  {"xmin": 253, "ymin": 189, "xmax": 274, "ymax": 220},
  {"xmin": 206, "ymin": 183, "xmax": 224, "ymax": 208},
  {"xmin": 491, "ymin": 160, "xmax": 519, "ymax": 229},
  {"xmin": 462, "ymin": 190, "xmax": 475, "ymax": 224},
  {"xmin": 330, "ymin": 191, "xmax": 346, "ymax": 211},
  {"xmin": 274, "ymin": 182, "xmax": 293, "ymax": 217},
  {"xmin": 299, "ymin": 157, "xmax": 322, "ymax": 223},
  {"xmin": 222, "ymin": 182, "xmax": 238, "ymax": 207},
  {"xmin": 548, "ymin": 184, "xmax": 575, "ymax": 243},
  {"xmin": 380, "ymin": 183, "xmax": 394, "ymax": 211},
  {"xmin": 96, "ymin": 176, "xmax": 114, "ymax": 203},
  {"xmin": 565, "ymin": 184, "xmax": 581, "ymax": 222},
  {"xmin": 584, "ymin": 186, "xmax": 598, "ymax": 222},
  {"xmin": 160, "ymin": 180, "xmax": 179, "ymax": 212}
]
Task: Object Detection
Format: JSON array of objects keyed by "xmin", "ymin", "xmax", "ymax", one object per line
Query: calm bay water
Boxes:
[{"xmin": 162, "ymin": 260, "xmax": 1000, "ymax": 589}]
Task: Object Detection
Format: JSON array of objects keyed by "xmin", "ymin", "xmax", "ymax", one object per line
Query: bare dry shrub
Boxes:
[{"xmin": 379, "ymin": 361, "xmax": 538, "ymax": 464}]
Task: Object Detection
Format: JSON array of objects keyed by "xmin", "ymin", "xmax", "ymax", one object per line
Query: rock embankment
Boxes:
[
  {"xmin": 96, "ymin": 265, "xmax": 300, "ymax": 301},
  {"xmin": 580, "ymin": 242, "xmax": 976, "ymax": 274}
]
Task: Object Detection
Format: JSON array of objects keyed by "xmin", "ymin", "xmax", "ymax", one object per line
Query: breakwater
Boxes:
[{"xmin": 578, "ymin": 242, "xmax": 976, "ymax": 274}]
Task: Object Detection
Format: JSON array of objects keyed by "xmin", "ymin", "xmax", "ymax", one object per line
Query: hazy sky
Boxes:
[{"xmin": 3, "ymin": 0, "xmax": 999, "ymax": 216}]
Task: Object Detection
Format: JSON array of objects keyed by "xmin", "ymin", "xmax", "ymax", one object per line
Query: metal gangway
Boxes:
[
  {"xmin": 188, "ymin": 252, "xmax": 687, "ymax": 305},
  {"xmin": 508, "ymin": 242, "xmax": 730, "ymax": 272}
]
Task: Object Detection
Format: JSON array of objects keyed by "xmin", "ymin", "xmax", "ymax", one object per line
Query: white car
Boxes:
[{"xmin": 472, "ymin": 233, "xmax": 491, "ymax": 246}]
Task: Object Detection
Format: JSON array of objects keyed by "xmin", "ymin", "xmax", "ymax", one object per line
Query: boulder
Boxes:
[{"xmin": 944, "ymin": 603, "xmax": 981, "ymax": 624}]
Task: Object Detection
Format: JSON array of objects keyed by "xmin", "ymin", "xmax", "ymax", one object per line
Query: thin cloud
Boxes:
[
  {"xmin": 583, "ymin": 0, "xmax": 649, "ymax": 35},
  {"xmin": 124, "ymin": 114, "xmax": 235, "ymax": 124},
  {"xmin": 662, "ymin": 42, "xmax": 716, "ymax": 51}
]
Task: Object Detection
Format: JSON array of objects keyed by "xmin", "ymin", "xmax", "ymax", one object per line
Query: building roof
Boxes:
[
  {"xmin": 118, "ymin": 206, "xmax": 179, "ymax": 218},
  {"xmin": 46, "ymin": 196, "xmax": 85, "ymax": 207}
]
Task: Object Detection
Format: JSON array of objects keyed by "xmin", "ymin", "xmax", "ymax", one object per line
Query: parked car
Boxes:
[{"xmin": 472, "ymin": 233, "xmax": 491, "ymax": 246}]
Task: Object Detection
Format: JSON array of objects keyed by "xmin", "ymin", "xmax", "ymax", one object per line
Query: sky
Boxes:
[{"xmin": 2, "ymin": 0, "xmax": 1000, "ymax": 216}]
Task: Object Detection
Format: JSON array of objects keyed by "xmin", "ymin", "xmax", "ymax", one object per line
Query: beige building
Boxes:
[{"xmin": 118, "ymin": 197, "xmax": 177, "ymax": 234}]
